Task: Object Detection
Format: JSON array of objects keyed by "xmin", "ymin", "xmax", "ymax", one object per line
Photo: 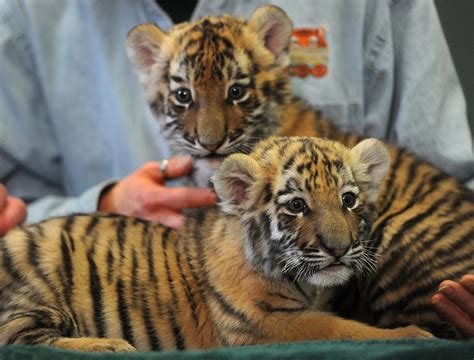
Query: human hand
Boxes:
[
  {"xmin": 98, "ymin": 156, "xmax": 216, "ymax": 228},
  {"xmin": 432, "ymin": 275, "xmax": 474, "ymax": 338},
  {"xmin": 0, "ymin": 184, "xmax": 27, "ymax": 236}
]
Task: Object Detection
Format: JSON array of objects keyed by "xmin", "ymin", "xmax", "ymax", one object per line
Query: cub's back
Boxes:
[{"xmin": 0, "ymin": 215, "xmax": 164, "ymax": 349}]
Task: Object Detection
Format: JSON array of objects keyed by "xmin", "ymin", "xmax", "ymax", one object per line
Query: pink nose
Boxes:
[
  {"xmin": 199, "ymin": 138, "xmax": 225, "ymax": 152},
  {"xmin": 201, "ymin": 143, "xmax": 219, "ymax": 152}
]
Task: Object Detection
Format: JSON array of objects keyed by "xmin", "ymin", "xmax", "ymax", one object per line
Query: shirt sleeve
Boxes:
[
  {"xmin": 0, "ymin": 1, "xmax": 116, "ymax": 222},
  {"xmin": 363, "ymin": 0, "xmax": 474, "ymax": 188}
]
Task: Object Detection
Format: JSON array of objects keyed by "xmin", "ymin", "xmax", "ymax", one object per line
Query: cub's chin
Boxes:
[
  {"xmin": 307, "ymin": 265, "xmax": 354, "ymax": 288},
  {"xmin": 191, "ymin": 156, "xmax": 226, "ymax": 188}
]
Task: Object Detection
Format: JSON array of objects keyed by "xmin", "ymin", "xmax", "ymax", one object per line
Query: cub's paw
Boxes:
[
  {"xmin": 396, "ymin": 325, "xmax": 435, "ymax": 339},
  {"xmin": 53, "ymin": 337, "xmax": 137, "ymax": 352},
  {"xmin": 90, "ymin": 338, "xmax": 137, "ymax": 352}
]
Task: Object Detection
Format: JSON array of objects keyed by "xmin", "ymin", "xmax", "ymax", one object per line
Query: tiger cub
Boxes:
[
  {"xmin": 0, "ymin": 137, "xmax": 432, "ymax": 352},
  {"xmin": 126, "ymin": 6, "xmax": 474, "ymax": 337}
]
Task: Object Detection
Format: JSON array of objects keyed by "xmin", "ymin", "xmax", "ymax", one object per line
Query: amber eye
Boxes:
[
  {"xmin": 286, "ymin": 198, "xmax": 307, "ymax": 214},
  {"xmin": 175, "ymin": 88, "xmax": 192, "ymax": 105},
  {"xmin": 228, "ymin": 84, "xmax": 246, "ymax": 101},
  {"xmin": 342, "ymin": 192, "xmax": 357, "ymax": 209}
]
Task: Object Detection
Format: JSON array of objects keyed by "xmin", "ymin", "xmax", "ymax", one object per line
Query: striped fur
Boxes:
[
  {"xmin": 281, "ymin": 101, "xmax": 474, "ymax": 338},
  {"xmin": 126, "ymin": 6, "xmax": 292, "ymax": 186},
  {"xmin": 0, "ymin": 137, "xmax": 432, "ymax": 352},
  {"xmin": 127, "ymin": 6, "xmax": 474, "ymax": 338}
]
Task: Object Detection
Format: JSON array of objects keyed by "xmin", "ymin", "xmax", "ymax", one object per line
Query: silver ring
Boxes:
[{"xmin": 160, "ymin": 159, "xmax": 169, "ymax": 179}]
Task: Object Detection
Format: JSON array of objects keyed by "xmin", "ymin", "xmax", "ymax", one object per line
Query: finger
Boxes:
[
  {"xmin": 0, "ymin": 197, "xmax": 27, "ymax": 235},
  {"xmin": 432, "ymin": 293, "xmax": 474, "ymax": 338},
  {"xmin": 143, "ymin": 208, "xmax": 186, "ymax": 229},
  {"xmin": 141, "ymin": 157, "xmax": 193, "ymax": 182},
  {"xmin": 5, "ymin": 197, "xmax": 27, "ymax": 224},
  {"xmin": 439, "ymin": 280, "xmax": 474, "ymax": 316},
  {"xmin": 0, "ymin": 184, "xmax": 7, "ymax": 210},
  {"xmin": 146, "ymin": 187, "xmax": 217, "ymax": 209},
  {"xmin": 461, "ymin": 275, "xmax": 474, "ymax": 295}
]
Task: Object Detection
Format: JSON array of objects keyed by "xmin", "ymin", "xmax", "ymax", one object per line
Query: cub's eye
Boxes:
[
  {"xmin": 286, "ymin": 198, "xmax": 307, "ymax": 214},
  {"xmin": 175, "ymin": 88, "xmax": 192, "ymax": 105},
  {"xmin": 342, "ymin": 192, "xmax": 357, "ymax": 209},
  {"xmin": 228, "ymin": 84, "xmax": 246, "ymax": 101}
]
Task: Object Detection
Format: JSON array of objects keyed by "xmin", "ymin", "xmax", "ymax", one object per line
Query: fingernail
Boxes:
[
  {"xmin": 439, "ymin": 286, "xmax": 453, "ymax": 295},
  {"xmin": 208, "ymin": 191, "xmax": 217, "ymax": 201}
]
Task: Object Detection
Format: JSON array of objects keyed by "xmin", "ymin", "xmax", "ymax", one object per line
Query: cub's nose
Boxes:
[
  {"xmin": 317, "ymin": 233, "xmax": 350, "ymax": 258},
  {"xmin": 199, "ymin": 138, "xmax": 225, "ymax": 153}
]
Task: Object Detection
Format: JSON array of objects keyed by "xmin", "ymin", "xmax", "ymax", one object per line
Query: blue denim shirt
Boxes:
[{"xmin": 0, "ymin": 0, "xmax": 472, "ymax": 223}]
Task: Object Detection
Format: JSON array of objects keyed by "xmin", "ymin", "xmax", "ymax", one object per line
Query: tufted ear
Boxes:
[
  {"xmin": 248, "ymin": 5, "xmax": 293, "ymax": 66},
  {"xmin": 125, "ymin": 24, "xmax": 166, "ymax": 85},
  {"xmin": 212, "ymin": 154, "xmax": 265, "ymax": 216},
  {"xmin": 350, "ymin": 139, "xmax": 390, "ymax": 203}
]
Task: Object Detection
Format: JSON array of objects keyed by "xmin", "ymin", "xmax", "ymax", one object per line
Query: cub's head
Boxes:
[
  {"xmin": 212, "ymin": 137, "xmax": 390, "ymax": 287},
  {"xmin": 126, "ymin": 6, "xmax": 292, "ymax": 164}
]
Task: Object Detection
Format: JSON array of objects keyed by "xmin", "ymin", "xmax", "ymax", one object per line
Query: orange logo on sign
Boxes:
[{"xmin": 289, "ymin": 27, "xmax": 328, "ymax": 78}]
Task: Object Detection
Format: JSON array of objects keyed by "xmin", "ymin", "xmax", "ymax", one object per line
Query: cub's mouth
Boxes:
[
  {"xmin": 307, "ymin": 263, "xmax": 354, "ymax": 287},
  {"xmin": 281, "ymin": 257, "xmax": 355, "ymax": 288},
  {"xmin": 202, "ymin": 153, "xmax": 227, "ymax": 159}
]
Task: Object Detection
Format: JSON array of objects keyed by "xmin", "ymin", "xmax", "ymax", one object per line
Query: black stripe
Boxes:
[
  {"xmin": 378, "ymin": 187, "xmax": 398, "ymax": 218},
  {"xmin": 266, "ymin": 292, "xmax": 305, "ymax": 304},
  {"xmin": 142, "ymin": 297, "xmax": 161, "ymax": 350},
  {"xmin": 224, "ymin": 322, "xmax": 265, "ymax": 340},
  {"xmin": 1, "ymin": 240, "xmax": 24, "ymax": 282},
  {"xmin": 116, "ymin": 218, "xmax": 127, "ymax": 257},
  {"xmin": 63, "ymin": 216, "xmax": 76, "ymax": 236},
  {"xmin": 145, "ymin": 224, "xmax": 165, "ymax": 318},
  {"xmin": 117, "ymin": 279, "xmax": 135, "ymax": 346},
  {"xmin": 400, "ymin": 158, "xmax": 420, "ymax": 195},
  {"xmin": 26, "ymin": 229, "xmax": 62, "ymax": 302},
  {"xmin": 175, "ymin": 239, "xmax": 199, "ymax": 328},
  {"xmin": 106, "ymin": 245, "xmax": 115, "ymax": 285},
  {"xmin": 141, "ymin": 223, "xmax": 163, "ymax": 348},
  {"xmin": 162, "ymin": 228, "xmax": 185, "ymax": 350},
  {"xmin": 256, "ymin": 301, "xmax": 305, "ymax": 313},
  {"xmin": 85, "ymin": 216, "xmax": 100, "ymax": 237},
  {"xmin": 32, "ymin": 223, "xmax": 45, "ymax": 238},
  {"xmin": 87, "ymin": 251, "xmax": 106, "ymax": 337},
  {"xmin": 262, "ymin": 183, "xmax": 273, "ymax": 204},
  {"xmin": 7, "ymin": 326, "xmax": 48, "ymax": 345},
  {"xmin": 131, "ymin": 248, "xmax": 139, "ymax": 307},
  {"xmin": 170, "ymin": 75, "xmax": 185, "ymax": 83},
  {"xmin": 291, "ymin": 280, "xmax": 312, "ymax": 303},
  {"xmin": 60, "ymin": 232, "xmax": 74, "ymax": 307}
]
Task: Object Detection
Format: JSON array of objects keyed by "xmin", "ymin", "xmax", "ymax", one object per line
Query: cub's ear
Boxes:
[
  {"xmin": 248, "ymin": 5, "xmax": 293, "ymax": 66},
  {"xmin": 350, "ymin": 138, "xmax": 390, "ymax": 203},
  {"xmin": 125, "ymin": 24, "xmax": 166, "ymax": 85},
  {"xmin": 212, "ymin": 154, "xmax": 265, "ymax": 216}
]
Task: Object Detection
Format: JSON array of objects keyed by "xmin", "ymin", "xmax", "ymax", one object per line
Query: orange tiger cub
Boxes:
[
  {"xmin": 0, "ymin": 137, "xmax": 432, "ymax": 352},
  {"xmin": 126, "ymin": 5, "xmax": 474, "ymax": 338}
]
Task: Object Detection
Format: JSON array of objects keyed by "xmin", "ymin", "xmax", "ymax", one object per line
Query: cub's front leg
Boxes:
[{"xmin": 258, "ymin": 310, "xmax": 433, "ymax": 343}]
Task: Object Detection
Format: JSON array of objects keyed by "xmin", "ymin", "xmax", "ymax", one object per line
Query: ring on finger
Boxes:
[{"xmin": 160, "ymin": 159, "xmax": 169, "ymax": 180}]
